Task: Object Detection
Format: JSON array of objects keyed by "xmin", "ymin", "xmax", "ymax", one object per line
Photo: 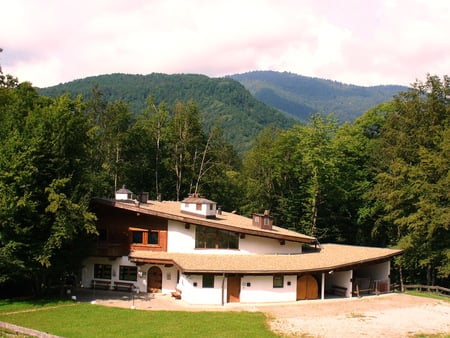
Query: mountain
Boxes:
[
  {"xmin": 230, "ymin": 71, "xmax": 407, "ymax": 122},
  {"xmin": 38, "ymin": 73, "xmax": 296, "ymax": 154}
]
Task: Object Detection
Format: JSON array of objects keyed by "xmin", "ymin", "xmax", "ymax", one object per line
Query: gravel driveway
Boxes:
[{"xmin": 260, "ymin": 293, "xmax": 449, "ymax": 337}]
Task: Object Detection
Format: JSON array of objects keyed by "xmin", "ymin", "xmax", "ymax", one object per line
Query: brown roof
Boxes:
[
  {"xmin": 93, "ymin": 198, "xmax": 317, "ymax": 244},
  {"xmin": 181, "ymin": 195, "xmax": 215, "ymax": 204},
  {"xmin": 129, "ymin": 244, "xmax": 403, "ymax": 274}
]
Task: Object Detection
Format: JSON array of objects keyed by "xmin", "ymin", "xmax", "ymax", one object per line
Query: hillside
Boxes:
[
  {"xmin": 230, "ymin": 71, "xmax": 407, "ymax": 122},
  {"xmin": 39, "ymin": 73, "xmax": 296, "ymax": 154}
]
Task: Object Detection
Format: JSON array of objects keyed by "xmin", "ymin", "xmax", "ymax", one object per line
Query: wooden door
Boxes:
[
  {"xmin": 147, "ymin": 266, "xmax": 162, "ymax": 293},
  {"xmin": 227, "ymin": 276, "xmax": 241, "ymax": 302},
  {"xmin": 297, "ymin": 275, "xmax": 318, "ymax": 300}
]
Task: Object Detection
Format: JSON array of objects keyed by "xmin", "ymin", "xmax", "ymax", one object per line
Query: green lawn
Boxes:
[
  {"xmin": 405, "ymin": 290, "xmax": 450, "ymax": 302},
  {"xmin": 0, "ymin": 301, "xmax": 278, "ymax": 337}
]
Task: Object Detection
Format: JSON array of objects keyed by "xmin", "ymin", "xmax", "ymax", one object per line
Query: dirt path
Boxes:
[{"xmin": 260, "ymin": 293, "xmax": 450, "ymax": 337}]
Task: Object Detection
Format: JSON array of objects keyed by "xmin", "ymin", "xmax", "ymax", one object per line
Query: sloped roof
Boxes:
[
  {"xmin": 129, "ymin": 244, "xmax": 403, "ymax": 274},
  {"xmin": 181, "ymin": 195, "xmax": 215, "ymax": 204},
  {"xmin": 93, "ymin": 198, "xmax": 317, "ymax": 244},
  {"xmin": 116, "ymin": 186, "xmax": 133, "ymax": 194}
]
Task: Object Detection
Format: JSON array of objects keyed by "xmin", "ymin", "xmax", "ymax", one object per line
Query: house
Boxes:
[{"xmin": 81, "ymin": 192, "xmax": 402, "ymax": 305}]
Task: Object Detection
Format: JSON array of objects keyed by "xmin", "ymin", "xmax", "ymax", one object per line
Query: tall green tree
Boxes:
[
  {"xmin": 0, "ymin": 81, "xmax": 96, "ymax": 295},
  {"xmin": 166, "ymin": 101, "xmax": 205, "ymax": 200},
  {"xmin": 122, "ymin": 97, "xmax": 171, "ymax": 197},
  {"xmin": 86, "ymin": 87, "xmax": 132, "ymax": 197},
  {"xmin": 371, "ymin": 75, "xmax": 449, "ymax": 285}
]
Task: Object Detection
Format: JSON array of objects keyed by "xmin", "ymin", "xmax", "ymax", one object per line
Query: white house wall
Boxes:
[
  {"xmin": 178, "ymin": 274, "xmax": 224, "ymax": 305},
  {"xmin": 81, "ymin": 256, "xmax": 177, "ymax": 294},
  {"xmin": 178, "ymin": 274, "xmax": 298, "ymax": 304},
  {"xmin": 239, "ymin": 235, "xmax": 302, "ymax": 254},
  {"xmin": 167, "ymin": 221, "xmax": 302, "ymax": 254},
  {"xmin": 240, "ymin": 275, "xmax": 297, "ymax": 303},
  {"xmin": 167, "ymin": 220, "xmax": 195, "ymax": 252},
  {"xmin": 325, "ymin": 270, "xmax": 353, "ymax": 298},
  {"xmin": 180, "ymin": 202, "xmax": 216, "ymax": 218}
]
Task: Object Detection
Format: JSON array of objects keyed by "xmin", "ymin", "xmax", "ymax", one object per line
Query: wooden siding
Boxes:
[{"xmin": 92, "ymin": 203, "xmax": 168, "ymax": 256}]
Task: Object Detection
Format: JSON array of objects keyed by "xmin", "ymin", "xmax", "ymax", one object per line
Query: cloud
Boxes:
[{"xmin": 1, "ymin": 0, "xmax": 449, "ymax": 87}]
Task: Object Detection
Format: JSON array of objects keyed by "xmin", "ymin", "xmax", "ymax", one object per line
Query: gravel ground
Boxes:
[{"xmin": 262, "ymin": 293, "xmax": 450, "ymax": 337}]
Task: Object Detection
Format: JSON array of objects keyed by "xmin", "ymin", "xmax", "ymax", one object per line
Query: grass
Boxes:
[
  {"xmin": 405, "ymin": 290, "xmax": 450, "ymax": 302},
  {"xmin": 0, "ymin": 298, "xmax": 72, "ymax": 314},
  {"xmin": 0, "ymin": 300, "xmax": 278, "ymax": 337}
]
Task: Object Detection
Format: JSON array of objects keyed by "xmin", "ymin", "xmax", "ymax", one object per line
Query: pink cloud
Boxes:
[{"xmin": 2, "ymin": 0, "xmax": 449, "ymax": 87}]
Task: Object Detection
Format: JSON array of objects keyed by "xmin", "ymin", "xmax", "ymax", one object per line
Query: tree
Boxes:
[
  {"xmin": 86, "ymin": 87, "xmax": 132, "ymax": 197},
  {"xmin": 166, "ymin": 101, "xmax": 205, "ymax": 200},
  {"xmin": 0, "ymin": 83, "xmax": 97, "ymax": 296},
  {"xmin": 371, "ymin": 75, "xmax": 449, "ymax": 286}
]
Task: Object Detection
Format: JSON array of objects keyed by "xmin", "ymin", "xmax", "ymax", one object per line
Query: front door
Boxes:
[
  {"xmin": 227, "ymin": 276, "xmax": 241, "ymax": 302},
  {"xmin": 147, "ymin": 266, "xmax": 162, "ymax": 293},
  {"xmin": 296, "ymin": 274, "xmax": 318, "ymax": 300}
]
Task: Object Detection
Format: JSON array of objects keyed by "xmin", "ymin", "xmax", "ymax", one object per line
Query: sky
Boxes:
[{"xmin": 1, "ymin": 0, "xmax": 449, "ymax": 88}]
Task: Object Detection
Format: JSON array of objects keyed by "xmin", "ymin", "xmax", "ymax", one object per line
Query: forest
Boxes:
[
  {"xmin": 0, "ymin": 70, "xmax": 448, "ymax": 297},
  {"xmin": 230, "ymin": 70, "xmax": 406, "ymax": 122}
]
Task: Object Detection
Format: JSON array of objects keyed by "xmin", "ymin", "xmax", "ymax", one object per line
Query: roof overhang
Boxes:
[{"xmin": 129, "ymin": 244, "xmax": 403, "ymax": 275}]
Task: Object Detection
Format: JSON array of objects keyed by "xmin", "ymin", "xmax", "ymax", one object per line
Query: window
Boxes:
[
  {"xmin": 119, "ymin": 266, "xmax": 137, "ymax": 281},
  {"xmin": 98, "ymin": 229, "xmax": 107, "ymax": 241},
  {"xmin": 132, "ymin": 231, "xmax": 144, "ymax": 244},
  {"xmin": 149, "ymin": 231, "xmax": 159, "ymax": 245},
  {"xmin": 94, "ymin": 264, "xmax": 112, "ymax": 279},
  {"xmin": 273, "ymin": 275, "xmax": 284, "ymax": 288},
  {"xmin": 196, "ymin": 203, "xmax": 202, "ymax": 210},
  {"xmin": 195, "ymin": 225, "xmax": 239, "ymax": 249},
  {"xmin": 202, "ymin": 274, "xmax": 214, "ymax": 288}
]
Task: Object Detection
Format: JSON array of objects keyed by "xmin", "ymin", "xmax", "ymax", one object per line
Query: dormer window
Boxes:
[
  {"xmin": 180, "ymin": 194, "xmax": 217, "ymax": 219},
  {"xmin": 115, "ymin": 185, "xmax": 133, "ymax": 200},
  {"xmin": 252, "ymin": 210, "xmax": 273, "ymax": 230}
]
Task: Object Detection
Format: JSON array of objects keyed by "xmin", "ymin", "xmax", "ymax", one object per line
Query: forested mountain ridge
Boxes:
[
  {"xmin": 230, "ymin": 71, "xmax": 407, "ymax": 122},
  {"xmin": 39, "ymin": 73, "xmax": 296, "ymax": 154}
]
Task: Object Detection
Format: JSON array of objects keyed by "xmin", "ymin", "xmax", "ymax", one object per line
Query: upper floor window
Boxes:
[
  {"xmin": 149, "ymin": 231, "xmax": 159, "ymax": 245},
  {"xmin": 132, "ymin": 231, "xmax": 144, "ymax": 244},
  {"xmin": 195, "ymin": 225, "xmax": 238, "ymax": 249},
  {"xmin": 98, "ymin": 229, "xmax": 107, "ymax": 241},
  {"xmin": 196, "ymin": 203, "xmax": 202, "ymax": 210}
]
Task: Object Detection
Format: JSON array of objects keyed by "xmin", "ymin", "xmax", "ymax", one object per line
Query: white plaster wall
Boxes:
[
  {"xmin": 239, "ymin": 235, "xmax": 302, "ymax": 254},
  {"xmin": 167, "ymin": 221, "xmax": 303, "ymax": 255},
  {"xmin": 178, "ymin": 274, "xmax": 224, "ymax": 305},
  {"xmin": 81, "ymin": 256, "xmax": 139, "ymax": 290},
  {"xmin": 240, "ymin": 275, "xmax": 297, "ymax": 303},
  {"xmin": 180, "ymin": 202, "xmax": 216, "ymax": 217},
  {"xmin": 134, "ymin": 264, "xmax": 178, "ymax": 294},
  {"xmin": 81, "ymin": 257, "xmax": 177, "ymax": 294},
  {"xmin": 325, "ymin": 270, "xmax": 353, "ymax": 297},
  {"xmin": 115, "ymin": 193, "xmax": 130, "ymax": 200},
  {"xmin": 167, "ymin": 220, "xmax": 195, "ymax": 252}
]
